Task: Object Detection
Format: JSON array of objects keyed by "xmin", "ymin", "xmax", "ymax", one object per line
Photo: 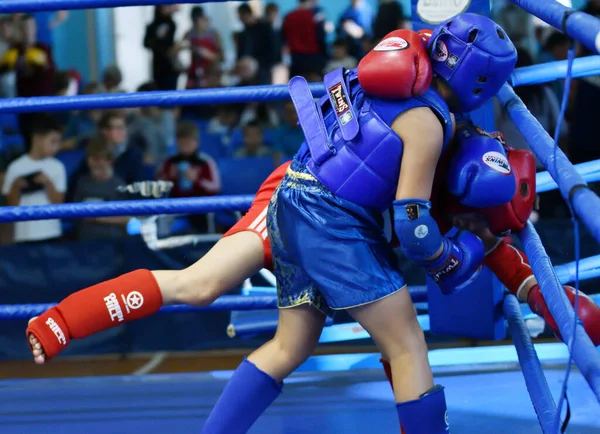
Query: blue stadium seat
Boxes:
[
  {"xmin": 200, "ymin": 132, "xmax": 228, "ymax": 159},
  {"xmin": 215, "ymin": 157, "xmax": 275, "ymax": 229},
  {"xmin": 2, "ymin": 134, "xmax": 25, "ymax": 154},
  {"xmin": 143, "ymin": 163, "xmax": 157, "ymax": 180},
  {"xmin": 56, "ymin": 149, "xmax": 85, "ymax": 180},
  {"xmin": 0, "ymin": 113, "xmax": 19, "ymax": 134},
  {"xmin": 218, "ymin": 156, "xmax": 275, "ymax": 195}
]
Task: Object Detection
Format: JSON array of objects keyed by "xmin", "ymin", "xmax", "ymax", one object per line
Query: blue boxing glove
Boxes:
[
  {"xmin": 447, "ymin": 124, "xmax": 516, "ymax": 208},
  {"xmin": 393, "ymin": 199, "xmax": 484, "ymax": 294}
]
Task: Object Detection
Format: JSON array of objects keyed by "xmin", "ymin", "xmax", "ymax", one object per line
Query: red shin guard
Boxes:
[
  {"xmin": 381, "ymin": 358, "xmax": 394, "ymax": 390},
  {"xmin": 484, "ymin": 240, "xmax": 534, "ymax": 298},
  {"xmin": 528, "ymin": 284, "xmax": 600, "ymax": 346},
  {"xmin": 26, "ymin": 269, "xmax": 163, "ymax": 360}
]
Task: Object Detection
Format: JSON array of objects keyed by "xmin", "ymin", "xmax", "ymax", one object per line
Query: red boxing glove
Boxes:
[
  {"xmin": 358, "ymin": 29, "xmax": 432, "ymax": 99},
  {"xmin": 528, "ymin": 284, "xmax": 600, "ymax": 346},
  {"xmin": 481, "ymin": 148, "xmax": 537, "ymax": 235}
]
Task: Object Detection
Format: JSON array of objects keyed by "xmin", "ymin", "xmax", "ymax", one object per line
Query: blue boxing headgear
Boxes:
[{"xmin": 428, "ymin": 13, "xmax": 517, "ymax": 113}]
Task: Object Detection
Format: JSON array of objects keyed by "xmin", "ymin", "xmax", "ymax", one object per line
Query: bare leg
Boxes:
[
  {"xmin": 29, "ymin": 231, "xmax": 265, "ymax": 364},
  {"xmin": 201, "ymin": 304, "xmax": 326, "ymax": 433},
  {"xmin": 347, "ymin": 288, "xmax": 432, "ymax": 402},
  {"xmin": 248, "ymin": 304, "xmax": 326, "ymax": 381},
  {"xmin": 156, "ymin": 231, "xmax": 265, "ymax": 305}
]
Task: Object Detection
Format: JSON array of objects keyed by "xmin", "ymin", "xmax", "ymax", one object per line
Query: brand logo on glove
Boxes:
[
  {"xmin": 125, "ymin": 291, "xmax": 144, "ymax": 310},
  {"xmin": 445, "ymin": 54, "xmax": 459, "ymax": 69},
  {"xmin": 374, "ymin": 37, "xmax": 409, "ymax": 52},
  {"xmin": 329, "ymin": 83, "xmax": 352, "ymax": 124},
  {"xmin": 431, "ymin": 255, "xmax": 460, "ymax": 282},
  {"xmin": 482, "ymin": 152, "xmax": 511, "ymax": 174},
  {"xmin": 433, "ymin": 40, "xmax": 448, "ymax": 62},
  {"xmin": 104, "ymin": 293, "xmax": 125, "ymax": 322},
  {"xmin": 46, "ymin": 317, "xmax": 67, "ymax": 345}
]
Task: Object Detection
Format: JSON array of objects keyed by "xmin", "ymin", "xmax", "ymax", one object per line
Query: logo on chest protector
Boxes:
[
  {"xmin": 482, "ymin": 151, "xmax": 511, "ymax": 174},
  {"xmin": 431, "ymin": 254, "xmax": 460, "ymax": 283},
  {"xmin": 329, "ymin": 82, "xmax": 353, "ymax": 125}
]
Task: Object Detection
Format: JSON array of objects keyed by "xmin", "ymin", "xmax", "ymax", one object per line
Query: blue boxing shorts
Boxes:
[{"xmin": 267, "ymin": 159, "xmax": 406, "ymax": 317}]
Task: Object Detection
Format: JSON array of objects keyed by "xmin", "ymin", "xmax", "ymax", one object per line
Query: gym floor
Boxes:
[{"xmin": 2, "ymin": 351, "xmax": 599, "ymax": 434}]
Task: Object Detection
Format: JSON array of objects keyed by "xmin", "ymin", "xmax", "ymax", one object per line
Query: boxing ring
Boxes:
[{"xmin": 1, "ymin": 0, "xmax": 600, "ymax": 432}]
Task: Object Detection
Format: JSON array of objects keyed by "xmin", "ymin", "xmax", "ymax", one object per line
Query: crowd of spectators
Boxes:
[{"xmin": 0, "ymin": 1, "xmax": 597, "ymax": 244}]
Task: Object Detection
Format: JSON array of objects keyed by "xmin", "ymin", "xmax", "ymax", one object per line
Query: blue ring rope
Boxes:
[
  {"xmin": 0, "ymin": 286, "xmax": 429, "ymax": 320},
  {"xmin": 0, "ymin": 196, "xmax": 254, "ymax": 222},
  {"xmin": 509, "ymin": 0, "xmax": 600, "ymax": 54},
  {"xmin": 504, "ymin": 294, "xmax": 557, "ymax": 433},
  {"xmin": 0, "ymin": 58, "xmax": 595, "ymax": 113},
  {"xmin": 0, "ymin": 84, "xmax": 327, "ymax": 114},
  {"xmin": 497, "ymin": 84, "xmax": 600, "ymax": 246},
  {"xmin": 0, "ymin": 0, "xmax": 239, "ymax": 13},
  {"xmin": 519, "ymin": 222, "xmax": 600, "ymax": 404}
]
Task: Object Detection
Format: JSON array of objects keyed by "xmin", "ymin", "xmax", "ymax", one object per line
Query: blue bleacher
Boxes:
[
  {"xmin": 215, "ymin": 156, "xmax": 275, "ymax": 228},
  {"xmin": 0, "ymin": 113, "xmax": 19, "ymax": 134},
  {"xmin": 56, "ymin": 149, "xmax": 85, "ymax": 180},
  {"xmin": 218, "ymin": 156, "xmax": 275, "ymax": 196},
  {"xmin": 200, "ymin": 132, "xmax": 230, "ymax": 159}
]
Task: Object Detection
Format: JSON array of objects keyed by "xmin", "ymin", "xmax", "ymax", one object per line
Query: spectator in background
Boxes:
[
  {"xmin": 265, "ymin": 3, "xmax": 284, "ymax": 66},
  {"xmin": 495, "ymin": 2, "xmax": 536, "ymax": 56},
  {"xmin": 207, "ymin": 104, "xmax": 242, "ymax": 135},
  {"xmin": 158, "ymin": 121, "xmax": 221, "ymax": 232},
  {"xmin": 68, "ymin": 111, "xmax": 145, "ymax": 202},
  {"xmin": 0, "ymin": 16, "xmax": 16, "ymax": 98},
  {"xmin": 182, "ymin": 64, "xmax": 223, "ymax": 120},
  {"xmin": 144, "ymin": 5, "xmax": 184, "ymax": 91},
  {"xmin": 372, "ymin": 0, "xmax": 405, "ymax": 41},
  {"xmin": 273, "ymin": 100, "xmax": 304, "ymax": 165},
  {"xmin": 227, "ymin": 56, "xmax": 260, "ymax": 87},
  {"xmin": 236, "ymin": 3, "xmax": 278, "ymax": 84},
  {"xmin": 282, "ymin": 0, "xmax": 328, "ymax": 78},
  {"xmin": 324, "ymin": 38, "xmax": 357, "ymax": 73},
  {"xmin": 102, "ymin": 65, "xmax": 124, "ymax": 93},
  {"xmin": 494, "ymin": 48, "xmax": 566, "ymax": 169},
  {"xmin": 128, "ymin": 81, "xmax": 175, "ymax": 166},
  {"xmin": 539, "ymin": 31, "xmax": 570, "ymax": 101},
  {"xmin": 73, "ymin": 135, "xmax": 128, "ymax": 241},
  {"xmin": 234, "ymin": 120, "xmax": 271, "ymax": 158},
  {"xmin": 0, "ymin": 15, "xmax": 55, "ymax": 144},
  {"xmin": 61, "ymin": 81, "xmax": 103, "ymax": 150},
  {"xmin": 97, "ymin": 111, "xmax": 145, "ymax": 185},
  {"xmin": 51, "ymin": 71, "xmax": 72, "ymax": 131},
  {"xmin": 569, "ymin": 0, "xmax": 600, "ymax": 167},
  {"xmin": 337, "ymin": 0, "xmax": 373, "ymax": 60},
  {"xmin": 32, "ymin": 10, "xmax": 68, "ymax": 48},
  {"xmin": 185, "ymin": 6, "xmax": 222, "ymax": 90},
  {"xmin": 2, "ymin": 114, "xmax": 65, "ymax": 243}
]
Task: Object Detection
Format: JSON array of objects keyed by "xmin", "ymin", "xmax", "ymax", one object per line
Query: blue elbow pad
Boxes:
[{"xmin": 393, "ymin": 199, "xmax": 443, "ymax": 261}]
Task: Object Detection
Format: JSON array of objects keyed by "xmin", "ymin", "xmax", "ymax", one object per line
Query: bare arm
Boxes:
[
  {"xmin": 393, "ymin": 107, "xmax": 444, "ymax": 201},
  {"xmin": 5, "ymin": 178, "xmax": 25, "ymax": 206},
  {"xmin": 392, "ymin": 107, "xmax": 445, "ymax": 259}
]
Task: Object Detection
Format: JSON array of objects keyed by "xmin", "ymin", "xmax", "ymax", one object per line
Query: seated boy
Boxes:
[
  {"xmin": 2, "ymin": 114, "xmax": 65, "ymax": 243},
  {"xmin": 72, "ymin": 135, "xmax": 129, "ymax": 241}
]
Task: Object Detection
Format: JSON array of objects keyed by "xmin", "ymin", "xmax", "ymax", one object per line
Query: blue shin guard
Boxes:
[
  {"xmin": 201, "ymin": 359, "xmax": 282, "ymax": 434},
  {"xmin": 396, "ymin": 385, "xmax": 450, "ymax": 434}
]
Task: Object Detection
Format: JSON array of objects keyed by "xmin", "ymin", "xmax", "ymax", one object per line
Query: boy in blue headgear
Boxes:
[{"xmin": 202, "ymin": 13, "xmax": 517, "ymax": 434}]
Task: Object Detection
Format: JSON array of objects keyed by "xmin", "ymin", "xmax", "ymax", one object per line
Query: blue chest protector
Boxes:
[{"xmin": 290, "ymin": 68, "xmax": 453, "ymax": 211}]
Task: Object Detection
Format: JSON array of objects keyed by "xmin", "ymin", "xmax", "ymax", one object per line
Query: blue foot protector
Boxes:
[
  {"xmin": 396, "ymin": 385, "xmax": 450, "ymax": 434},
  {"xmin": 201, "ymin": 359, "xmax": 282, "ymax": 434}
]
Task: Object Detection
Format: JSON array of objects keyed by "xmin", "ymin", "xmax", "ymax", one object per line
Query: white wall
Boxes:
[{"xmin": 113, "ymin": 1, "xmax": 255, "ymax": 92}]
